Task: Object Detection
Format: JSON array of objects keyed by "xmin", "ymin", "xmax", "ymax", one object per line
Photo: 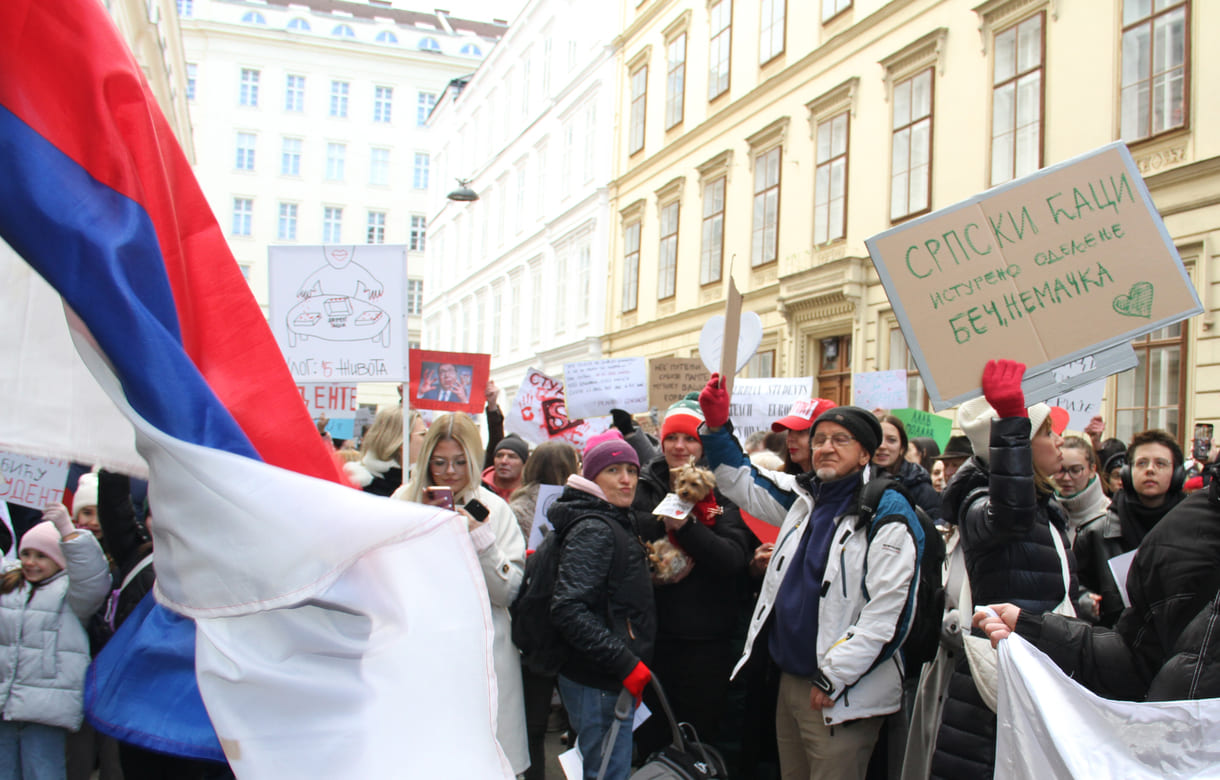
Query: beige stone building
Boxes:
[{"xmin": 604, "ymin": 0, "xmax": 1214, "ymax": 446}]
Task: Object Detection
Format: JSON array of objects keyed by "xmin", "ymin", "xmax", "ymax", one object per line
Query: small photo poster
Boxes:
[{"xmin": 408, "ymin": 350, "xmax": 490, "ymax": 414}]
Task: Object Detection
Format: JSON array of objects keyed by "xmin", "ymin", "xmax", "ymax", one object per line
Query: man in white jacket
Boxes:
[{"xmin": 699, "ymin": 375, "xmax": 920, "ymax": 780}]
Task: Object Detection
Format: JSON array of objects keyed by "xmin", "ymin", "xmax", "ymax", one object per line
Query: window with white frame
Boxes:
[
  {"xmin": 890, "ymin": 69, "xmax": 933, "ymax": 221},
  {"xmin": 822, "ymin": 0, "xmax": 850, "ymax": 22},
  {"xmin": 409, "ymin": 215, "xmax": 427, "ymax": 252},
  {"xmin": 509, "ymin": 274, "xmax": 522, "ymax": 351},
  {"xmin": 369, "ymin": 147, "xmax": 390, "ymax": 185},
  {"xmin": 329, "ymin": 80, "xmax": 349, "ymax": 118},
  {"xmin": 583, "ymin": 105, "xmax": 597, "ymax": 183},
  {"xmin": 277, "ymin": 203, "xmax": 298, "ymax": 241},
  {"xmin": 242, "ymin": 11, "xmax": 266, "ymax": 24},
  {"xmin": 325, "ymin": 143, "xmax": 346, "ymax": 181},
  {"xmin": 373, "ymin": 86, "xmax": 393, "ymax": 123},
  {"xmin": 814, "ymin": 112, "xmax": 848, "ymax": 244},
  {"xmin": 531, "ymin": 269, "xmax": 542, "ymax": 343},
  {"xmin": 239, "ymin": 68, "xmax": 259, "ymax": 107},
  {"xmin": 628, "ymin": 65, "xmax": 647, "ymax": 155},
  {"xmin": 555, "ymin": 253, "xmax": 568, "ymax": 331},
  {"xmin": 235, "ymin": 132, "xmax": 256, "ymax": 171},
  {"xmin": 413, "ymin": 153, "xmax": 430, "ymax": 189},
  {"xmin": 665, "ymin": 34, "xmax": 686, "ymax": 129},
  {"xmin": 417, "ymin": 92, "xmax": 437, "ymax": 126},
  {"xmin": 578, "ymin": 242, "xmax": 591, "ymax": 322},
  {"xmin": 622, "ymin": 222, "xmax": 640, "ymax": 312},
  {"xmin": 561, "ymin": 122, "xmax": 575, "ymax": 200},
  {"xmin": 322, "ymin": 207, "xmax": 343, "ymax": 243},
  {"xmin": 751, "ymin": 146, "xmax": 781, "ymax": 266},
  {"xmin": 177, "ymin": 0, "xmax": 192, "ymax": 17},
  {"xmin": 475, "ymin": 293, "xmax": 485, "ymax": 352},
  {"xmin": 376, "ymin": 30, "xmax": 397, "ymax": 44},
  {"xmin": 186, "ymin": 63, "xmax": 197, "ymax": 101},
  {"xmin": 1121, "ymin": 0, "xmax": 1187, "ymax": 142},
  {"xmin": 232, "ymin": 198, "xmax": 253, "ymax": 236},
  {"xmin": 281, "ymin": 137, "xmax": 302, "ymax": 176},
  {"xmin": 991, "ymin": 13, "xmax": 1043, "ymax": 185},
  {"xmin": 492, "ymin": 287, "xmax": 502, "ymax": 353},
  {"xmin": 701, "ymin": 177, "xmax": 725, "ymax": 285},
  {"xmin": 889, "ymin": 327, "xmax": 929, "ymax": 410},
  {"xmin": 287, "ymin": 17, "xmax": 310, "ymax": 31},
  {"xmin": 658, "ymin": 202, "xmax": 679, "ymax": 300},
  {"xmin": 406, "ymin": 279, "xmax": 423, "ymax": 315},
  {"xmin": 708, "ymin": 0, "xmax": 732, "ymax": 99},
  {"xmin": 285, "ymin": 75, "xmax": 305, "ymax": 112},
  {"xmin": 516, "ymin": 166, "xmax": 527, "ymax": 229},
  {"xmin": 366, "ymin": 211, "xmax": 386, "ymax": 244},
  {"xmin": 759, "ymin": 0, "xmax": 786, "ymax": 64}
]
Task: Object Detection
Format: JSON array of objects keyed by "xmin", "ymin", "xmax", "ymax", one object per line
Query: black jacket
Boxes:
[
  {"xmin": 1018, "ymin": 479, "xmax": 1220, "ymax": 702},
  {"xmin": 97, "ymin": 471, "xmax": 155, "ymax": 630},
  {"xmin": 931, "ymin": 417, "xmax": 1081, "ymax": 780},
  {"xmin": 550, "ymin": 485, "xmax": 655, "ymax": 692},
  {"xmin": 631, "ymin": 456, "xmax": 756, "ymax": 641},
  {"xmin": 889, "ymin": 459, "xmax": 943, "ymax": 522}
]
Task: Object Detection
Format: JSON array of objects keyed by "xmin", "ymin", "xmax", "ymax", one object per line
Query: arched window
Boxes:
[
  {"xmin": 375, "ymin": 30, "xmax": 398, "ymax": 44},
  {"xmin": 287, "ymin": 17, "xmax": 311, "ymax": 31},
  {"xmin": 332, "ymin": 23, "xmax": 356, "ymax": 38},
  {"xmin": 241, "ymin": 11, "xmax": 266, "ymax": 24},
  {"xmin": 418, "ymin": 36, "xmax": 442, "ymax": 52},
  {"xmin": 460, "ymin": 42, "xmax": 482, "ymax": 56}
]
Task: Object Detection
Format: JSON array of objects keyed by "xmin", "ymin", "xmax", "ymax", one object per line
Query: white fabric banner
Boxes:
[{"xmin": 996, "ymin": 633, "xmax": 1220, "ymax": 779}]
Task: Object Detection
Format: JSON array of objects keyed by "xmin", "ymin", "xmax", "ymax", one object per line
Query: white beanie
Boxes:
[
  {"xmin": 73, "ymin": 472, "xmax": 98, "ymax": 516},
  {"xmin": 957, "ymin": 397, "xmax": 1052, "ymax": 465}
]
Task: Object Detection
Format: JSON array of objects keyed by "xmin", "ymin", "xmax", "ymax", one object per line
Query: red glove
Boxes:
[
  {"xmin": 699, "ymin": 373, "xmax": 730, "ymax": 429},
  {"xmin": 982, "ymin": 359, "xmax": 1027, "ymax": 419},
  {"xmin": 622, "ymin": 661, "xmax": 652, "ymax": 704}
]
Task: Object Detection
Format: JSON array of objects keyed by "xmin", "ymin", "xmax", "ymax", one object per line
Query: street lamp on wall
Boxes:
[{"xmin": 446, "ymin": 178, "xmax": 479, "ymax": 202}]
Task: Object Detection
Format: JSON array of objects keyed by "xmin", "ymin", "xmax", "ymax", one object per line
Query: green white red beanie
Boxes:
[{"xmin": 661, "ymin": 392, "xmax": 704, "ymax": 442}]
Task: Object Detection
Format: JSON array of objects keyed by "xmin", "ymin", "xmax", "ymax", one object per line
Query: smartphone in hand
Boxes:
[
  {"xmin": 1194, "ymin": 423, "xmax": 1214, "ymax": 462},
  {"xmin": 426, "ymin": 486, "xmax": 454, "ymax": 510},
  {"xmin": 464, "ymin": 499, "xmax": 490, "ymax": 523}
]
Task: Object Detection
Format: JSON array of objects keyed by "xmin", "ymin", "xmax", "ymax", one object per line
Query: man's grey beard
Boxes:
[{"xmin": 814, "ymin": 466, "xmax": 838, "ymax": 481}]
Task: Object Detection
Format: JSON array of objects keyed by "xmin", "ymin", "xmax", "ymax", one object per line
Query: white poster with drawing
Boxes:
[
  {"xmin": 1042, "ymin": 356, "xmax": 1107, "ymax": 433},
  {"xmin": 268, "ymin": 245, "xmax": 408, "ymax": 382}
]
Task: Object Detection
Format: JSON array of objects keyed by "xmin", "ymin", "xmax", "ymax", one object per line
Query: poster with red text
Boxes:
[
  {"xmin": 409, "ymin": 350, "xmax": 490, "ymax": 414},
  {"xmin": 505, "ymin": 368, "xmax": 609, "ymax": 449}
]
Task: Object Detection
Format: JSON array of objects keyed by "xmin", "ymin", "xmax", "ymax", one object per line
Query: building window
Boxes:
[
  {"xmin": 746, "ymin": 350, "xmax": 775, "ymax": 378},
  {"xmin": 242, "ymin": 11, "xmax": 266, "ymax": 24},
  {"xmin": 419, "ymin": 37, "xmax": 442, "ymax": 52},
  {"xmin": 232, "ymin": 198, "xmax": 252, "ymax": 236},
  {"xmin": 460, "ymin": 42, "xmax": 481, "ymax": 56},
  {"xmin": 367, "ymin": 211, "xmax": 386, "ymax": 244},
  {"xmin": 578, "ymin": 243, "xmax": 591, "ymax": 322},
  {"xmin": 491, "ymin": 288, "xmax": 502, "ymax": 353},
  {"xmin": 409, "ymin": 215, "xmax": 427, "ymax": 252},
  {"xmin": 281, "ymin": 137, "xmax": 302, "ymax": 176},
  {"xmin": 708, "ymin": 0, "xmax": 732, "ymax": 100},
  {"xmin": 814, "ymin": 111, "xmax": 848, "ymax": 244},
  {"xmin": 239, "ymin": 68, "xmax": 259, "ymax": 107},
  {"xmin": 665, "ymin": 34, "xmax": 686, "ymax": 129},
  {"xmin": 376, "ymin": 31, "xmax": 398, "ymax": 44},
  {"xmin": 322, "ymin": 207, "xmax": 343, "ymax": 243},
  {"xmin": 991, "ymin": 14, "xmax": 1043, "ymax": 185},
  {"xmin": 332, "ymin": 24, "xmax": 355, "ymax": 38},
  {"xmin": 1121, "ymin": 0, "xmax": 1188, "ymax": 142},
  {"xmin": 658, "ymin": 202, "xmax": 679, "ymax": 299},
  {"xmin": 369, "ymin": 147, "xmax": 390, "ymax": 186},
  {"xmin": 531, "ymin": 269, "xmax": 544, "ymax": 342},
  {"xmin": 277, "ymin": 203, "xmax": 298, "ymax": 241},
  {"xmin": 583, "ymin": 106, "xmax": 597, "ymax": 183},
  {"xmin": 817, "ymin": 335, "xmax": 852, "ymax": 406},
  {"xmin": 235, "ymin": 132, "xmax": 256, "ymax": 171},
  {"xmin": 287, "ymin": 17, "xmax": 310, "ymax": 31},
  {"xmin": 1115, "ymin": 323, "xmax": 1187, "ymax": 442},
  {"xmin": 622, "ymin": 222, "xmax": 641, "ymax": 313},
  {"xmin": 417, "ymin": 92, "xmax": 437, "ymax": 126},
  {"xmin": 177, "ymin": 0, "xmax": 193, "ymax": 17},
  {"xmin": 759, "ymin": 0, "xmax": 786, "ymax": 64},
  {"xmin": 822, "ymin": 0, "xmax": 850, "ymax": 22},
  {"xmin": 628, "ymin": 66, "xmax": 647, "ymax": 155},
  {"xmin": 325, "ymin": 143, "xmax": 346, "ymax": 181},
  {"xmin": 186, "ymin": 63, "xmax": 197, "ymax": 101},
  {"xmin": 701, "ymin": 177, "xmax": 725, "ymax": 285},
  {"xmin": 555, "ymin": 255, "xmax": 568, "ymax": 332},
  {"xmin": 413, "ymin": 153, "xmax": 430, "ymax": 190},
  {"xmin": 890, "ymin": 68, "xmax": 933, "ymax": 221},
  {"xmin": 329, "ymin": 80, "xmax": 349, "ymax": 118},
  {"xmin": 751, "ymin": 146, "xmax": 781, "ymax": 266},
  {"xmin": 373, "ymin": 86, "xmax": 393, "ymax": 123},
  {"xmin": 406, "ymin": 279, "xmax": 423, "ymax": 315},
  {"xmin": 889, "ymin": 328, "xmax": 928, "ymax": 410},
  {"xmin": 285, "ymin": 74, "xmax": 305, "ymax": 112},
  {"xmin": 509, "ymin": 275, "xmax": 522, "ymax": 351}
]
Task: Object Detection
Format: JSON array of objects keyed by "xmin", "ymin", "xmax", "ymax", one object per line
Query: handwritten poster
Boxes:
[
  {"xmin": 505, "ymin": 368, "xmax": 610, "ymax": 449},
  {"xmin": 648, "ymin": 358, "xmax": 708, "ymax": 411},
  {"xmin": 0, "ymin": 451, "xmax": 70, "ymax": 510},
  {"xmin": 866, "ymin": 142, "xmax": 1202, "ymax": 410},
  {"xmin": 408, "ymin": 350, "xmax": 490, "ymax": 414},
  {"xmin": 563, "ymin": 358, "xmax": 648, "ymax": 420},
  {"xmin": 268, "ymin": 244, "xmax": 408, "ymax": 383},
  {"xmin": 889, "ymin": 408, "xmax": 954, "ymax": 451},
  {"xmin": 727, "ymin": 377, "xmax": 814, "ymax": 446},
  {"xmin": 1045, "ymin": 356, "xmax": 1107, "ymax": 433},
  {"xmin": 853, "ymin": 370, "xmax": 908, "ymax": 411}
]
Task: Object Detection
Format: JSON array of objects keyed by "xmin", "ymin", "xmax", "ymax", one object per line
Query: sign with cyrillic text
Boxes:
[
  {"xmin": 0, "ymin": 451, "xmax": 70, "ymax": 510},
  {"xmin": 866, "ymin": 142, "xmax": 1202, "ymax": 410},
  {"xmin": 648, "ymin": 358, "xmax": 708, "ymax": 411},
  {"xmin": 563, "ymin": 358, "xmax": 648, "ymax": 420},
  {"xmin": 505, "ymin": 368, "xmax": 609, "ymax": 449}
]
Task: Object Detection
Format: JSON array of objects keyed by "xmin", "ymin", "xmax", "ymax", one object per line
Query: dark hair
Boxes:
[
  {"xmin": 908, "ymin": 437, "xmax": 940, "ymax": 466},
  {"xmin": 1061, "ymin": 436, "xmax": 1098, "ymax": 469},
  {"xmin": 514, "ymin": 440, "xmax": 580, "ymax": 496},
  {"xmin": 1097, "ymin": 438, "xmax": 1127, "ymax": 472},
  {"xmin": 763, "ymin": 431, "xmax": 787, "ymax": 457},
  {"xmin": 878, "ymin": 415, "xmax": 910, "ymax": 457},
  {"xmin": 1128, "ymin": 429, "xmax": 1184, "ymax": 467}
]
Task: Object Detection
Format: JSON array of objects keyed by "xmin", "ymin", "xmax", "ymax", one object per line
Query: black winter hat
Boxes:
[
  {"xmin": 812, "ymin": 406, "xmax": 883, "ymax": 456},
  {"xmin": 494, "ymin": 434, "xmax": 530, "ymax": 462}
]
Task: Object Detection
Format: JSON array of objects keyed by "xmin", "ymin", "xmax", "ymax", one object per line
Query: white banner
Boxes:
[{"xmin": 728, "ymin": 377, "xmax": 815, "ymax": 445}]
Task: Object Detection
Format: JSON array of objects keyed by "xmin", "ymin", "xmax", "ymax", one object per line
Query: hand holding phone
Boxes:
[
  {"xmin": 425, "ymin": 486, "xmax": 454, "ymax": 510},
  {"xmin": 464, "ymin": 499, "xmax": 490, "ymax": 523}
]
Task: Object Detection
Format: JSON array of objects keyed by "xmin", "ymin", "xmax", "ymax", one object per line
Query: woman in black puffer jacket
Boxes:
[{"xmin": 928, "ymin": 360, "xmax": 1084, "ymax": 780}]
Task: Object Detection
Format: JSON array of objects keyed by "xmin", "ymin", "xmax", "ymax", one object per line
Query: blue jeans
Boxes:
[
  {"xmin": 0, "ymin": 719, "xmax": 67, "ymax": 780},
  {"xmin": 557, "ymin": 676, "xmax": 635, "ymax": 780}
]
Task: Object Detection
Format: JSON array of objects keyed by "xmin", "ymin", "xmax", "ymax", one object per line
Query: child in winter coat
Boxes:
[{"xmin": 0, "ymin": 504, "xmax": 111, "ymax": 780}]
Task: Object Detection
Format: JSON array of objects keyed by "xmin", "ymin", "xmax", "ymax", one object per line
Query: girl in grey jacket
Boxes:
[{"xmin": 0, "ymin": 503, "xmax": 111, "ymax": 780}]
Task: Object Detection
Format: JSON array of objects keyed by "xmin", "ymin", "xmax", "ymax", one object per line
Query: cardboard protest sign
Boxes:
[
  {"xmin": 408, "ymin": 350, "xmax": 490, "ymax": 413},
  {"xmin": 649, "ymin": 358, "xmax": 708, "ymax": 411},
  {"xmin": 853, "ymin": 370, "xmax": 908, "ymax": 411},
  {"xmin": 268, "ymin": 244, "xmax": 408, "ymax": 383},
  {"xmin": 504, "ymin": 368, "xmax": 610, "ymax": 449},
  {"xmin": 728, "ymin": 377, "xmax": 815, "ymax": 445},
  {"xmin": 1044, "ymin": 356, "xmax": 1107, "ymax": 433},
  {"xmin": 889, "ymin": 408, "xmax": 954, "ymax": 451},
  {"xmin": 0, "ymin": 451, "xmax": 70, "ymax": 510},
  {"xmin": 563, "ymin": 358, "xmax": 648, "ymax": 420},
  {"xmin": 866, "ymin": 142, "xmax": 1202, "ymax": 410},
  {"xmin": 297, "ymin": 384, "xmax": 358, "ymax": 439}
]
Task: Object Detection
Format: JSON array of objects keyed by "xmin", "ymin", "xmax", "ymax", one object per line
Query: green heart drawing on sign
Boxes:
[{"xmin": 1113, "ymin": 281, "xmax": 1154, "ymax": 319}]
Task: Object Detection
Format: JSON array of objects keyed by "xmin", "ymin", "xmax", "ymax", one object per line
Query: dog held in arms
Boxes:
[{"xmin": 646, "ymin": 461, "xmax": 722, "ymax": 584}]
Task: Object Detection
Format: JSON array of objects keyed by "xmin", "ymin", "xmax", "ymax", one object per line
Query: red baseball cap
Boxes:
[{"xmin": 771, "ymin": 398, "xmax": 837, "ymax": 433}]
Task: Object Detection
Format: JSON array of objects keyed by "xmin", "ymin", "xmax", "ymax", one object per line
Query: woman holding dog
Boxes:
[{"xmin": 630, "ymin": 394, "xmax": 757, "ymax": 760}]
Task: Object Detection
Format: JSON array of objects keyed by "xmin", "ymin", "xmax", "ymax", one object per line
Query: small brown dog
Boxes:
[{"xmin": 672, "ymin": 462, "xmax": 716, "ymax": 505}]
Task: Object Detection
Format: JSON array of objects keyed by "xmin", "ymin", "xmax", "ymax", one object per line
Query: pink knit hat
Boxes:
[{"xmin": 19, "ymin": 522, "xmax": 66, "ymax": 570}]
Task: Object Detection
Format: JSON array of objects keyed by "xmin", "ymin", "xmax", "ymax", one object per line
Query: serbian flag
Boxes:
[{"xmin": 0, "ymin": 3, "xmax": 511, "ymax": 777}]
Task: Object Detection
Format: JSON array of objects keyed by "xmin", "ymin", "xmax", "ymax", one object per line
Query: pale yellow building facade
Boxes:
[{"xmin": 605, "ymin": 0, "xmax": 1217, "ymax": 446}]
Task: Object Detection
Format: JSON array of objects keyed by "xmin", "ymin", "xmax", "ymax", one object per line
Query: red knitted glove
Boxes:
[
  {"xmin": 622, "ymin": 661, "xmax": 652, "ymax": 704},
  {"xmin": 699, "ymin": 373, "xmax": 730, "ymax": 429},
  {"xmin": 982, "ymin": 359, "xmax": 1028, "ymax": 419}
]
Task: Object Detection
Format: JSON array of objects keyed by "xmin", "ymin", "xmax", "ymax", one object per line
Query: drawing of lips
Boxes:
[{"xmin": 1113, "ymin": 281, "xmax": 1154, "ymax": 319}]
